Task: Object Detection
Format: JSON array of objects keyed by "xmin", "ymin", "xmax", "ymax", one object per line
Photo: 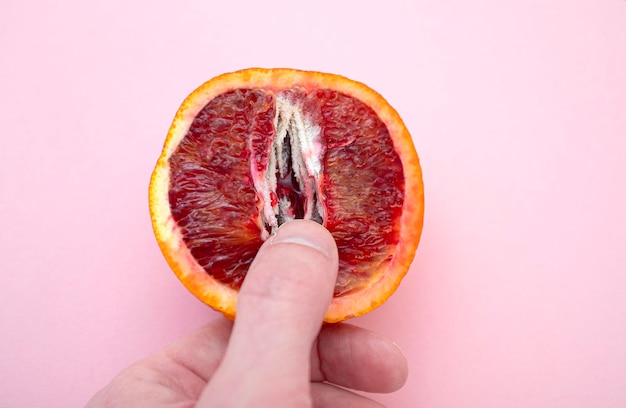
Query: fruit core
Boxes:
[{"xmin": 168, "ymin": 87, "xmax": 404, "ymax": 296}]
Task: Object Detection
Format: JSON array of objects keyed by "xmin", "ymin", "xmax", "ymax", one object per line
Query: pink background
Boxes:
[{"xmin": 1, "ymin": 1, "xmax": 625, "ymax": 407}]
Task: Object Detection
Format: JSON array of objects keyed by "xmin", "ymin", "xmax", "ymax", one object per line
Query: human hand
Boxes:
[{"xmin": 86, "ymin": 220, "xmax": 408, "ymax": 407}]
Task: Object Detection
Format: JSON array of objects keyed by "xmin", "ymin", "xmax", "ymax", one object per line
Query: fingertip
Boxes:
[
  {"xmin": 244, "ymin": 219, "xmax": 339, "ymax": 309},
  {"xmin": 267, "ymin": 219, "xmax": 338, "ymax": 264},
  {"xmin": 315, "ymin": 324, "xmax": 409, "ymax": 393},
  {"xmin": 372, "ymin": 336, "xmax": 409, "ymax": 392}
]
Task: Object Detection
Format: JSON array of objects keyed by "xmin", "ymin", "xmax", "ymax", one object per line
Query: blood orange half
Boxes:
[{"xmin": 149, "ymin": 68, "xmax": 424, "ymax": 323}]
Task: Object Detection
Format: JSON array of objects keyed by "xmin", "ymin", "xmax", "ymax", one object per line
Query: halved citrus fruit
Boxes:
[{"xmin": 149, "ymin": 68, "xmax": 424, "ymax": 323}]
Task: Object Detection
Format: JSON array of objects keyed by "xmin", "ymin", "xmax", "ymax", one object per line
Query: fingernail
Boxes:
[{"xmin": 271, "ymin": 220, "xmax": 337, "ymax": 260}]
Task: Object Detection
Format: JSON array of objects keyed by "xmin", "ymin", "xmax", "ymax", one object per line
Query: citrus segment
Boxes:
[{"xmin": 150, "ymin": 68, "xmax": 424, "ymax": 322}]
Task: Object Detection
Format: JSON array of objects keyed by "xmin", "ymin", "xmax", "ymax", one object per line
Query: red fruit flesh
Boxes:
[{"xmin": 167, "ymin": 87, "xmax": 404, "ymax": 296}]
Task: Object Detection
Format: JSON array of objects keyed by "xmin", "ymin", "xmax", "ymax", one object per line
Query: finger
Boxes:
[
  {"xmin": 310, "ymin": 382, "xmax": 386, "ymax": 408},
  {"xmin": 311, "ymin": 323, "xmax": 408, "ymax": 393},
  {"xmin": 199, "ymin": 219, "xmax": 339, "ymax": 406},
  {"xmin": 232, "ymin": 219, "xmax": 339, "ymax": 360}
]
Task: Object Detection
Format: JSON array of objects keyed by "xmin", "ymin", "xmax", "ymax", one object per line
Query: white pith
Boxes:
[{"xmin": 250, "ymin": 93, "xmax": 325, "ymax": 239}]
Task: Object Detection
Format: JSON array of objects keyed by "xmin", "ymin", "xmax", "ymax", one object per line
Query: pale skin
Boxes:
[{"xmin": 86, "ymin": 220, "xmax": 408, "ymax": 407}]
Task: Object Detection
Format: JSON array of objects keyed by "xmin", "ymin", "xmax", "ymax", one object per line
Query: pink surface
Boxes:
[{"xmin": 1, "ymin": 1, "xmax": 626, "ymax": 406}]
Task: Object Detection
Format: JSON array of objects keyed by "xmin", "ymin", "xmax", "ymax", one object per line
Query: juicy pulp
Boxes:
[{"xmin": 167, "ymin": 87, "xmax": 405, "ymax": 296}]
